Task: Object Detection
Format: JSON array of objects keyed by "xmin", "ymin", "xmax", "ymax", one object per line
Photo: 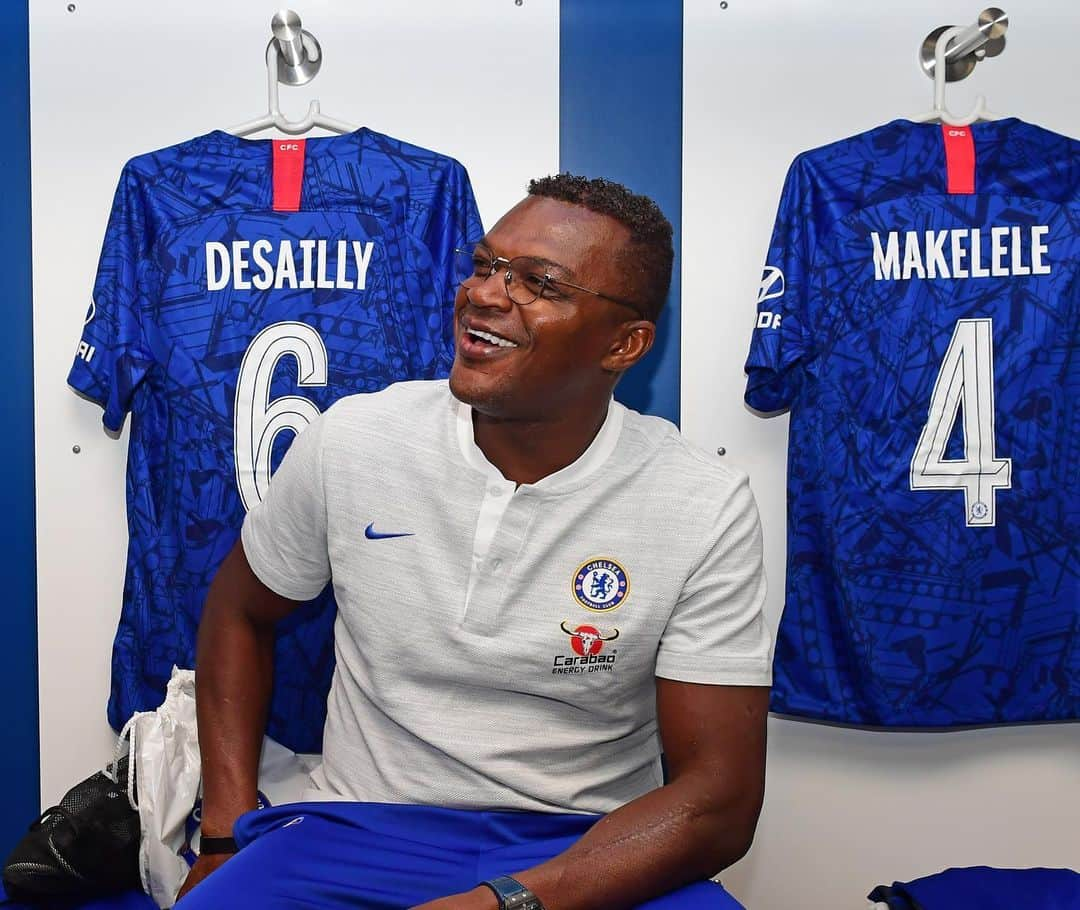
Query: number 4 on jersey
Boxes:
[{"xmin": 910, "ymin": 318, "xmax": 1011, "ymax": 527}]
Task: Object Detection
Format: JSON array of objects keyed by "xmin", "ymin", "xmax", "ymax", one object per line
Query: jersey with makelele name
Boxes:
[
  {"xmin": 745, "ymin": 118, "xmax": 1079, "ymax": 727},
  {"xmin": 68, "ymin": 128, "xmax": 482, "ymax": 751}
]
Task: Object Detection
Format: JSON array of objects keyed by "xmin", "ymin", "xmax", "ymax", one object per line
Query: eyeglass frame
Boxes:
[{"xmin": 454, "ymin": 243, "xmax": 649, "ymax": 319}]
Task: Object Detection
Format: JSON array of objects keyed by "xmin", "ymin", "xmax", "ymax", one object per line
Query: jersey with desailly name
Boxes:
[
  {"xmin": 68, "ymin": 128, "xmax": 482, "ymax": 751},
  {"xmin": 745, "ymin": 118, "xmax": 1079, "ymax": 727}
]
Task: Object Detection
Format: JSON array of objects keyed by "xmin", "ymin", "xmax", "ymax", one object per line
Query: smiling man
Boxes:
[{"xmin": 178, "ymin": 175, "xmax": 772, "ymax": 910}]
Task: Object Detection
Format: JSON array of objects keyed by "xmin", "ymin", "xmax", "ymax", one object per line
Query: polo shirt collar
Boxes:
[{"xmin": 455, "ymin": 394, "xmax": 625, "ymax": 493}]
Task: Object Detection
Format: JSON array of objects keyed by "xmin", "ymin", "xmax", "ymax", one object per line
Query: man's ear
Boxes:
[{"xmin": 601, "ymin": 320, "xmax": 656, "ymax": 373}]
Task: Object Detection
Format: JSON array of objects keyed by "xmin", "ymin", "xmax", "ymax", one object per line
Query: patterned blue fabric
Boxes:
[
  {"xmin": 746, "ymin": 119, "xmax": 1079, "ymax": 726},
  {"xmin": 68, "ymin": 129, "xmax": 482, "ymax": 751}
]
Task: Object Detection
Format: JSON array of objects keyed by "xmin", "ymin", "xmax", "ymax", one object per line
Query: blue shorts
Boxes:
[{"xmin": 175, "ymin": 802, "xmax": 744, "ymax": 909}]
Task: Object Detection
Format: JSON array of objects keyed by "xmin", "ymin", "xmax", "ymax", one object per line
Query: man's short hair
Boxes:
[{"xmin": 527, "ymin": 174, "xmax": 674, "ymax": 322}]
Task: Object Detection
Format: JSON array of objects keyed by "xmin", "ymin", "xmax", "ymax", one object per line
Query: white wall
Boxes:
[
  {"xmin": 30, "ymin": 0, "xmax": 558, "ymax": 807},
  {"xmin": 682, "ymin": 2, "xmax": 1079, "ymax": 908}
]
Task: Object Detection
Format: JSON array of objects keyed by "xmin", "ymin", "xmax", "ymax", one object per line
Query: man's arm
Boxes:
[
  {"xmin": 177, "ymin": 407, "xmax": 331, "ymax": 901},
  {"xmin": 177, "ymin": 540, "xmax": 303, "ymax": 899},
  {"xmin": 417, "ymin": 680, "xmax": 769, "ymax": 910}
]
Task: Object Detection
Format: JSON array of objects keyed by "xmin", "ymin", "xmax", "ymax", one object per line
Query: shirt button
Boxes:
[
  {"xmin": 490, "ymin": 558, "xmax": 503, "ymax": 570},
  {"xmin": 488, "ymin": 485, "xmax": 506, "ymax": 498}
]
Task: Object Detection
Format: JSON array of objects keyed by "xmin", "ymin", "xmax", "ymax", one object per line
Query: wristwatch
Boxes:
[
  {"xmin": 198, "ymin": 835, "xmax": 239, "ymax": 855},
  {"xmin": 480, "ymin": 875, "xmax": 546, "ymax": 910}
]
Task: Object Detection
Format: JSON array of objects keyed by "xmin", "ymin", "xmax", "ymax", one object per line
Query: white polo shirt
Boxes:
[{"xmin": 241, "ymin": 380, "xmax": 771, "ymax": 815}]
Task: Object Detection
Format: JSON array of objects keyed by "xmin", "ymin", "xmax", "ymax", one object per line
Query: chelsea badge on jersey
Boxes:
[{"xmin": 573, "ymin": 558, "xmax": 629, "ymax": 612}]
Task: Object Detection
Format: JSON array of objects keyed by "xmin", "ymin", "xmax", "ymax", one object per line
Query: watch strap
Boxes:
[
  {"xmin": 198, "ymin": 835, "xmax": 239, "ymax": 855},
  {"xmin": 480, "ymin": 875, "xmax": 545, "ymax": 910}
]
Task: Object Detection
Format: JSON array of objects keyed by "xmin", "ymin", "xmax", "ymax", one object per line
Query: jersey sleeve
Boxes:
[
  {"xmin": 425, "ymin": 159, "xmax": 483, "ymax": 285},
  {"xmin": 241, "ymin": 410, "xmax": 332, "ymax": 601},
  {"xmin": 67, "ymin": 165, "xmax": 156, "ymax": 432},
  {"xmin": 427, "ymin": 161, "xmax": 484, "ymax": 369},
  {"xmin": 743, "ymin": 156, "xmax": 816, "ymax": 412},
  {"xmin": 655, "ymin": 473, "xmax": 772, "ymax": 686}
]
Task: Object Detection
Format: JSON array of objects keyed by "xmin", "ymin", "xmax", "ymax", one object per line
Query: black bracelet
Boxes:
[
  {"xmin": 480, "ymin": 875, "xmax": 545, "ymax": 910},
  {"xmin": 199, "ymin": 835, "xmax": 238, "ymax": 855}
]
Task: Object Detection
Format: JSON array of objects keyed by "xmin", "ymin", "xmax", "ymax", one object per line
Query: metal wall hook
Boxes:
[
  {"xmin": 910, "ymin": 8, "xmax": 1009, "ymax": 125},
  {"xmin": 269, "ymin": 9, "xmax": 322, "ymax": 86},
  {"xmin": 920, "ymin": 7, "xmax": 1008, "ymax": 83},
  {"xmin": 227, "ymin": 8, "xmax": 358, "ymax": 137}
]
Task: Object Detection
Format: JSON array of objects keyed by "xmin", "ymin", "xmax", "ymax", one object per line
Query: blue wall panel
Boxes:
[
  {"xmin": 559, "ymin": 0, "xmax": 682, "ymax": 424},
  {"xmin": 0, "ymin": 0, "xmax": 40, "ymax": 855}
]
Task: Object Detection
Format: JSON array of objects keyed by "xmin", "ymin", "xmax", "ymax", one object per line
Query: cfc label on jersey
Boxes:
[
  {"xmin": 205, "ymin": 239, "xmax": 376, "ymax": 291},
  {"xmin": 871, "ymin": 225, "xmax": 1050, "ymax": 281}
]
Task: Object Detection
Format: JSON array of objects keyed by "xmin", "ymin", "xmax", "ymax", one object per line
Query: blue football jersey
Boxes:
[
  {"xmin": 68, "ymin": 129, "xmax": 482, "ymax": 751},
  {"xmin": 745, "ymin": 119, "xmax": 1079, "ymax": 726}
]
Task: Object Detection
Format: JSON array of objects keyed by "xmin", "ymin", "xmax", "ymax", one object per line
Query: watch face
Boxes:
[
  {"xmin": 483, "ymin": 876, "xmax": 546, "ymax": 910},
  {"xmin": 508, "ymin": 893, "xmax": 544, "ymax": 910}
]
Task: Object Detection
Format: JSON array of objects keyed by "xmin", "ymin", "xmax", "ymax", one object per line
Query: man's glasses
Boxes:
[{"xmin": 453, "ymin": 244, "xmax": 647, "ymax": 318}]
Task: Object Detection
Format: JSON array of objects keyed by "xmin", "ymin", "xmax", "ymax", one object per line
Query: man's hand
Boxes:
[
  {"xmin": 410, "ymin": 886, "xmax": 499, "ymax": 910},
  {"xmin": 175, "ymin": 852, "xmax": 231, "ymax": 902}
]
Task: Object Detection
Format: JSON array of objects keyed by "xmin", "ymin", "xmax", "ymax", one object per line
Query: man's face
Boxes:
[{"xmin": 449, "ymin": 196, "xmax": 648, "ymax": 419}]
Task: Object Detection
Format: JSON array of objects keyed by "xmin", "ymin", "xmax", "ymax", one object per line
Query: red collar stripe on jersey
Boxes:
[
  {"xmin": 272, "ymin": 139, "xmax": 307, "ymax": 212},
  {"xmin": 942, "ymin": 125, "xmax": 976, "ymax": 195}
]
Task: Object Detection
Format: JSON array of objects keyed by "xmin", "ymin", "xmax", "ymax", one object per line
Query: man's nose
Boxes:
[{"xmin": 465, "ymin": 268, "xmax": 514, "ymax": 312}]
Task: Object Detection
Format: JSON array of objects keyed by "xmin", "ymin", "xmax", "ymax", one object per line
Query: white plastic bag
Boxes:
[
  {"xmin": 116, "ymin": 666, "xmax": 201, "ymax": 909},
  {"xmin": 116, "ymin": 666, "xmax": 322, "ymax": 908}
]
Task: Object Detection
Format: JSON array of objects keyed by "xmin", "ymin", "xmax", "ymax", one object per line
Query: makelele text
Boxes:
[{"xmin": 871, "ymin": 225, "xmax": 1050, "ymax": 281}]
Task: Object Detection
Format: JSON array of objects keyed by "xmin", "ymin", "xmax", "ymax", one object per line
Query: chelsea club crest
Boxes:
[{"xmin": 573, "ymin": 558, "xmax": 629, "ymax": 612}]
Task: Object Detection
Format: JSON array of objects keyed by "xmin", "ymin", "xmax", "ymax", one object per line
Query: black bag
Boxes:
[{"xmin": 2, "ymin": 755, "xmax": 141, "ymax": 902}]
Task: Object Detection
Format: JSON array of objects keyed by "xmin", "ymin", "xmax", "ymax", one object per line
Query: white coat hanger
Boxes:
[
  {"xmin": 227, "ymin": 10, "xmax": 359, "ymax": 138},
  {"xmin": 910, "ymin": 8, "xmax": 1009, "ymax": 126}
]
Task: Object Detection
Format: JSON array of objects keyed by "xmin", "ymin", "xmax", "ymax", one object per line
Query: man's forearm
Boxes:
[
  {"xmin": 512, "ymin": 771, "xmax": 759, "ymax": 910},
  {"xmin": 194, "ymin": 550, "xmax": 277, "ymax": 835}
]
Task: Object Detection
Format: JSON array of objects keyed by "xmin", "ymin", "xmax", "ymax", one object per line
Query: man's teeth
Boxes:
[{"xmin": 468, "ymin": 329, "xmax": 518, "ymax": 348}]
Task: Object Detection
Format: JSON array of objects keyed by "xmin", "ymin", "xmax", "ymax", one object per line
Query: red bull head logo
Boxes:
[{"xmin": 560, "ymin": 621, "xmax": 619, "ymax": 656}]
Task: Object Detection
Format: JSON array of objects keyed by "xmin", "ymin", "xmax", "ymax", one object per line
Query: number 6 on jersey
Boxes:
[
  {"xmin": 910, "ymin": 318, "xmax": 1011, "ymax": 527},
  {"xmin": 235, "ymin": 322, "xmax": 328, "ymax": 511}
]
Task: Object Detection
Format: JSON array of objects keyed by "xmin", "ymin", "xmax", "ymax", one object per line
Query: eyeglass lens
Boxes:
[{"xmin": 453, "ymin": 246, "xmax": 555, "ymax": 306}]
